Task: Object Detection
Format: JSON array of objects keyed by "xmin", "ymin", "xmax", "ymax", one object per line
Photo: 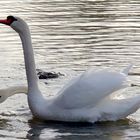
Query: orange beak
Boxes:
[{"xmin": 0, "ymin": 19, "xmax": 12, "ymax": 25}]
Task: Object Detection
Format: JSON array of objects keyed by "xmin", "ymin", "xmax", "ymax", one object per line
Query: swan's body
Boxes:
[{"xmin": 0, "ymin": 16, "xmax": 140, "ymax": 123}]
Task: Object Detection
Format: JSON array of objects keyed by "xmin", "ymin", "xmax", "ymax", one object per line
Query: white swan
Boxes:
[
  {"xmin": 0, "ymin": 86, "xmax": 27, "ymax": 103},
  {"xmin": 0, "ymin": 16, "xmax": 140, "ymax": 122}
]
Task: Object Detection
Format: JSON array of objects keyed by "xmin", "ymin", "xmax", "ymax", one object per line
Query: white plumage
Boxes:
[
  {"xmin": 0, "ymin": 16, "xmax": 140, "ymax": 123},
  {"xmin": 55, "ymin": 69, "xmax": 128, "ymax": 109}
]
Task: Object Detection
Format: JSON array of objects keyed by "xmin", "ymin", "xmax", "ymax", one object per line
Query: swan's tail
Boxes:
[
  {"xmin": 121, "ymin": 64, "xmax": 133, "ymax": 75},
  {"xmin": 95, "ymin": 95, "xmax": 140, "ymax": 122}
]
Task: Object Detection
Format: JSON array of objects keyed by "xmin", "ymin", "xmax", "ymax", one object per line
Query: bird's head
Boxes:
[
  {"xmin": 0, "ymin": 89, "xmax": 9, "ymax": 103},
  {"xmin": 0, "ymin": 15, "xmax": 28, "ymax": 33}
]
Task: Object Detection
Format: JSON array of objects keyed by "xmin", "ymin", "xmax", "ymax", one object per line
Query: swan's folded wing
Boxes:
[{"xmin": 55, "ymin": 69, "xmax": 129, "ymax": 109}]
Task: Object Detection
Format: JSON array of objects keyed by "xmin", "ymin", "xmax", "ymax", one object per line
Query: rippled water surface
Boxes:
[{"xmin": 0, "ymin": 0, "xmax": 140, "ymax": 139}]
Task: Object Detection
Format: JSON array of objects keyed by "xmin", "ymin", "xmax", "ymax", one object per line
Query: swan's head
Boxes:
[
  {"xmin": 0, "ymin": 16, "xmax": 28, "ymax": 33},
  {"xmin": 0, "ymin": 89, "xmax": 9, "ymax": 103}
]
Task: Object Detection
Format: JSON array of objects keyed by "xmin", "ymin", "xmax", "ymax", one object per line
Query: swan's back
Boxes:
[{"xmin": 55, "ymin": 69, "xmax": 128, "ymax": 109}]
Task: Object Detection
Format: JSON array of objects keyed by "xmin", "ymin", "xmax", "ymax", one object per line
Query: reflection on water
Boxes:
[
  {"xmin": 26, "ymin": 118, "xmax": 134, "ymax": 140},
  {"xmin": 0, "ymin": 0, "xmax": 140, "ymax": 139}
]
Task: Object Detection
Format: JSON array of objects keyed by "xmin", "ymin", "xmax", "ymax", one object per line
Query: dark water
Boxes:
[{"xmin": 0, "ymin": 0, "xmax": 140, "ymax": 139}]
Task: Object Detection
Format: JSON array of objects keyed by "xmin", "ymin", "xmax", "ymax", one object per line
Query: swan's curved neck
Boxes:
[
  {"xmin": 7, "ymin": 86, "xmax": 28, "ymax": 96},
  {"xmin": 19, "ymin": 26, "xmax": 39, "ymax": 92}
]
